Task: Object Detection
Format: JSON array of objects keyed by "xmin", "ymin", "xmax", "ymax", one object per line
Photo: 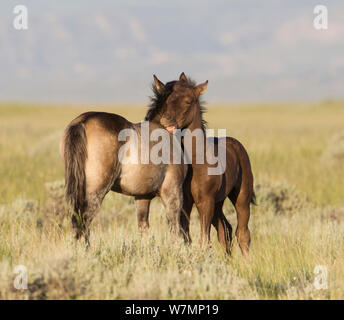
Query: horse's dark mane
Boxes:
[
  {"xmin": 145, "ymin": 77, "xmax": 207, "ymax": 130},
  {"xmin": 145, "ymin": 80, "xmax": 177, "ymax": 122}
]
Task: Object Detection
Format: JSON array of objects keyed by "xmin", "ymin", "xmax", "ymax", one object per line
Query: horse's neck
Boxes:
[
  {"xmin": 188, "ymin": 107, "xmax": 204, "ymax": 131},
  {"xmin": 186, "ymin": 108, "xmax": 207, "ymax": 165}
]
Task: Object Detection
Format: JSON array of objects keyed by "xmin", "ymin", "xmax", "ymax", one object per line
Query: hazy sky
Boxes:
[{"xmin": 0, "ymin": 0, "xmax": 343, "ymax": 103}]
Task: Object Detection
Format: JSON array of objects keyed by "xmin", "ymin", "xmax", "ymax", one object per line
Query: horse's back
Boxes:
[
  {"xmin": 206, "ymin": 136, "xmax": 253, "ymax": 201},
  {"xmin": 225, "ymin": 136, "xmax": 253, "ymax": 176},
  {"xmin": 225, "ymin": 136, "xmax": 254, "ymax": 197},
  {"xmin": 80, "ymin": 111, "xmax": 133, "ymax": 133}
]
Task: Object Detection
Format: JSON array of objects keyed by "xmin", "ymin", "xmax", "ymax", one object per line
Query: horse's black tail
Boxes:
[
  {"xmin": 250, "ymin": 191, "xmax": 257, "ymax": 206},
  {"xmin": 63, "ymin": 122, "xmax": 87, "ymax": 214}
]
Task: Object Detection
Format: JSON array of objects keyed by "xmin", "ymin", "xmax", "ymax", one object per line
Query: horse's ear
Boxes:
[
  {"xmin": 153, "ymin": 75, "xmax": 165, "ymax": 93},
  {"xmin": 179, "ymin": 72, "xmax": 187, "ymax": 82},
  {"xmin": 194, "ymin": 80, "xmax": 208, "ymax": 96}
]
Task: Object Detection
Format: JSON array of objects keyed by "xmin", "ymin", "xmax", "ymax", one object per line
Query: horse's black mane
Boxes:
[
  {"xmin": 144, "ymin": 80, "xmax": 177, "ymax": 122},
  {"xmin": 144, "ymin": 77, "xmax": 207, "ymax": 130}
]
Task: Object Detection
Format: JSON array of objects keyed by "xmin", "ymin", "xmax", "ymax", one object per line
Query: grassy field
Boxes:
[{"xmin": 0, "ymin": 101, "xmax": 343, "ymax": 299}]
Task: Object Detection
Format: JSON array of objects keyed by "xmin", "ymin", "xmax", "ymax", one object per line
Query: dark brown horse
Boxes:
[
  {"xmin": 144, "ymin": 73, "xmax": 255, "ymax": 257},
  {"xmin": 60, "ymin": 109, "xmax": 187, "ymax": 245}
]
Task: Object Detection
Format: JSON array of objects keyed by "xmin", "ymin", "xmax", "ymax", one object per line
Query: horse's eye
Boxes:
[{"xmin": 186, "ymin": 101, "xmax": 192, "ymax": 105}]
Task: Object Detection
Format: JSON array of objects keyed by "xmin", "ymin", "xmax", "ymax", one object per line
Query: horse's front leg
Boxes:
[
  {"xmin": 160, "ymin": 180, "xmax": 184, "ymax": 240},
  {"xmin": 195, "ymin": 197, "xmax": 215, "ymax": 247},
  {"xmin": 180, "ymin": 189, "xmax": 193, "ymax": 245},
  {"xmin": 135, "ymin": 197, "xmax": 151, "ymax": 233}
]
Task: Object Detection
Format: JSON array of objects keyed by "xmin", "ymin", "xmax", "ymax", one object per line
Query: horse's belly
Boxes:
[{"xmin": 114, "ymin": 164, "xmax": 165, "ymax": 196}]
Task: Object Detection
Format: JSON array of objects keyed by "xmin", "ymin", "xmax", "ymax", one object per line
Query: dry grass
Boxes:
[
  {"xmin": 0, "ymin": 101, "xmax": 343, "ymax": 299},
  {"xmin": 321, "ymin": 131, "xmax": 344, "ymax": 168}
]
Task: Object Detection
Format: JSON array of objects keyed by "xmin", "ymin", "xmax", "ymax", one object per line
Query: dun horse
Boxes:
[
  {"xmin": 144, "ymin": 73, "xmax": 255, "ymax": 257},
  {"xmin": 60, "ymin": 105, "xmax": 187, "ymax": 244}
]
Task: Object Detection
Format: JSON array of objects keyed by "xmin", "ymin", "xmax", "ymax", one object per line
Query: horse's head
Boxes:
[{"xmin": 151, "ymin": 73, "xmax": 208, "ymax": 133}]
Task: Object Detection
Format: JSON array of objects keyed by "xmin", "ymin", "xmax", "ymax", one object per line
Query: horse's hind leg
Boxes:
[
  {"xmin": 229, "ymin": 188, "xmax": 251, "ymax": 258},
  {"xmin": 212, "ymin": 200, "xmax": 233, "ymax": 254},
  {"xmin": 74, "ymin": 151, "xmax": 116, "ymax": 245},
  {"xmin": 135, "ymin": 197, "xmax": 151, "ymax": 233},
  {"xmin": 66, "ymin": 116, "xmax": 120, "ymax": 246}
]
